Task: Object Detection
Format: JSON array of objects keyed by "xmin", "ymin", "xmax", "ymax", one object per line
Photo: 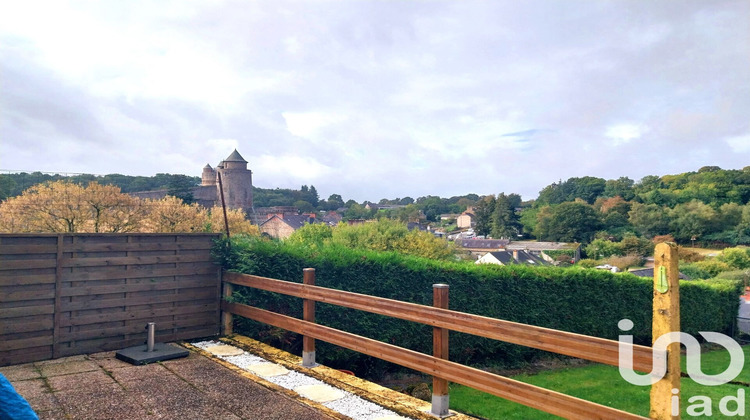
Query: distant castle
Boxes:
[{"xmin": 133, "ymin": 149, "xmax": 253, "ymax": 212}]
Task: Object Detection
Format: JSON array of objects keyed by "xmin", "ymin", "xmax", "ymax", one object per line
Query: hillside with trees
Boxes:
[{"xmin": 2, "ymin": 165, "xmax": 749, "ymax": 249}]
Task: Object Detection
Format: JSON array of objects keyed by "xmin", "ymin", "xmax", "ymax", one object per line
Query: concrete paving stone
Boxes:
[
  {"xmin": 157, "ymin": 354, "xmax": 334, "ymax": 420},
  {"xmin": 0, "ymin": 362, "xmax": 41, "ymax": 381},
  {"xmin": 35, "ymin": 409, "xmax": 67, "ymax": 420},
  {"xmin": 46, "ymin": 369, "xmax": 116, "ymax": 393},
  {"xmin": 204, "ymin": 343, "xmax": 245, "ymax": 356},
  {"xmin": 54, "ymin": 383, "xmax": 145, "ymax": 420},
  {"xmin": 34, "ymin": 355, "xmax": 88, "ymax": 366},
  {"xmin": 109, "ymin": 361, "xmax": 169, "ymax": 384},
  {"xmin": 294, "ymin": 384, "xmax": 345, "ymax": 403},
  {"xmin": 247, "ymin": 362, "xmax": 290, "ymax": 377},
  {"xmin": 37, "ymin": 359, "xmax": 100, "ymax": 377},
  {"xmin": 9, "ymin": 378, "xmax": 50, "ymax": 401},
  {"xmin": 24, "ymin": 392, "xmax": 61, "ymax": 413},
  {"xmin": 88, "ymin": 351, "xmax": 133, "ymax": 370}
]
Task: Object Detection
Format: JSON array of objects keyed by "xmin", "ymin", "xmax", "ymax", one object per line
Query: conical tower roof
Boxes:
[{"xmin": 224, "ymin": 149, "xmax": 247, "ymax": 163}]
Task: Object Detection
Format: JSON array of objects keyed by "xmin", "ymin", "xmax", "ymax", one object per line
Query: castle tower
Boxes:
[
  {"xmin": 216, "ymin": 149, "xmax": 253, "ymax": 211},
  {"xmin": 201, "ymin": 164, "xmax": 217, "ymax": 186}
]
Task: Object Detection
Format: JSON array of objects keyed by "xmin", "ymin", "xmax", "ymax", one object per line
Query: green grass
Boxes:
[{"xmin": 449, "ymin": 346, "xmax": 750, "ymax": 419}]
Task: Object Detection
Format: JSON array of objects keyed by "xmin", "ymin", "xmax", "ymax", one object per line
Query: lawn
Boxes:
[{"xmin": 450, "ymin": 346, "xmax": 750, "ymax": 419}]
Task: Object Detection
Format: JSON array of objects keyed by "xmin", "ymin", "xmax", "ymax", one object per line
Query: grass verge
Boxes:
[{"xmin": 450, "ymin": 346, "xmax": 750, "ymax": 419}]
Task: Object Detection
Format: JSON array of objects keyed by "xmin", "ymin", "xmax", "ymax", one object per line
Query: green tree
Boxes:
[
  {"xmin": 167, "ymin": 174, "xmax": 197, "ymax": 204},
  {"xmin": 473, "ymin": 195, "xmax": 495, "ymax": 237},
  {"xmin": 287, "ymin": 223, "xmax": 333, "ymax": 248},
  {"xmin": 628, "ymin": 202, "xmax": 670, "ymax": 238},
  {"xmin": 490, "ymin": 193, "xmax": 521, "ymax": 239},
  {"xmin": 584, "ymin": 239, "xmax": 623, "ymax": 259},
  {"xmin": 668, "ymin": 200, "xmax": 720, "ymax": 242},
  {"xmin": 604, "ymin": 177, "xmax": 635, "ymax": 200},
  {"xmin": 0, "ymin": 175, "xmax": 17, "ymax": 200},
  {"xmin": 539, "ymin": 202, "xmax": 602, "ymax": 243}
]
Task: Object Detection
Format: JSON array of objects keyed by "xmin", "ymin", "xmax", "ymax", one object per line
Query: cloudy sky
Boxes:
[{"xmin": 1, "ymin": 1, "xmax": 749, "ymax": 202}]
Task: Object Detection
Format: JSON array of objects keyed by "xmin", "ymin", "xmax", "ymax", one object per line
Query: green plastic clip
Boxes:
[{"xmin": 656, "ymin": 266, "xmax": 669, "ymax": 293}]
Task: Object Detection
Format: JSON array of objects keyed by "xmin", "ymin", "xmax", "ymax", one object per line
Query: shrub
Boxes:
[
  {"xmin": 679, "ymin": 263, "xmax": 712, "ymax": 280},
  {"xmin": 585, "ymin": 239, "xmax": 622, "ymax": 259},
  {"xmin": 678, "ymin": 247, "xmax": 705, "ymax": 263},
  {"xmin": 717, "ymin": 247, "xmax": 750, "ymax": 270},
  {"xmin": 620, "ymin": 235, "xmax": 654, "ymax": 257},
  {"xmin": 604, "ymin": 254, "xmax": 644, "ymax": 271},
  {"xmin": 577, "ymin": 258, "xmax": 599, "ymax": 268},
  {"xmin": 693, "ymin": 259, "xmax": 732, "ymax": 278},
  {"xmin": 216, "ymin": 237, "xmax": 741, "ymax": 378}
]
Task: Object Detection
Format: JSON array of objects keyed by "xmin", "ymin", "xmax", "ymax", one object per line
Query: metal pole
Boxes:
[
  {"xmin": 146, "ymin": 322, "xmax": 155, "ymax": 352},
  {"xmin": 217, "ymin": 172, "xmax": 231, "ymax": 238}
]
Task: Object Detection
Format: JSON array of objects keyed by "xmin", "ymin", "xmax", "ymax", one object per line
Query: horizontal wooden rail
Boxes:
[
  {"xmin": 223, "ymin": 301, "xmax": 646, "ymax": 420},
  {"xmin": 224, "ymin": 271, "xmax": 656, "ymax": 373}
]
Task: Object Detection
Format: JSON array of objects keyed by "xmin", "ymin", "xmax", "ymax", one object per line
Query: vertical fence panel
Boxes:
[{"xmin": 0, "ymin": 233, "xmax": 221, "ymax": 366}]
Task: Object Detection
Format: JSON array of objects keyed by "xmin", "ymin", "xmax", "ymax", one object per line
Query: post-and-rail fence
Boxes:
[
  {"xmin": 1, "ymin": 234, "xmax": 680, "ymax": 420},
  {"xmin": 222, "ymin": 243, "xmax": 682, "ymax": 420}
]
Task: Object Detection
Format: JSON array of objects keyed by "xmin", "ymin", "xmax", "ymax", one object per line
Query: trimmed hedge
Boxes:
[{"xmin": 215, "ymin": 237, "xmax": 741, "ymax": 377}]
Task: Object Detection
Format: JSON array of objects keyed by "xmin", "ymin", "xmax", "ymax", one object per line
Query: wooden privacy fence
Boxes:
[
  {"xmin": 222, "ymin": 256, "xmax": 683, "ymax": 420},
  {"xmin": 0, "ymin": 234, "xmax": 222, "ymax": 366}
]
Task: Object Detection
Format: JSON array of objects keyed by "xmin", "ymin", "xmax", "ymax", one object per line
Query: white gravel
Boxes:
[{"xmin": 192, "ymin": 340, "xmax": 411, "ymax": 420}]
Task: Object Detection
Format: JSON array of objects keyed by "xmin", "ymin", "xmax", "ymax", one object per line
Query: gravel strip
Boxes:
[{"xmin": 192, "ymin": 340, "xmax": 409, "ymax": 420}]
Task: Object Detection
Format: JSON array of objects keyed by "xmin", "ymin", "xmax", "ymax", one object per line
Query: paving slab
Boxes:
[
  {"xmin": 295, "ymin": 384, "xmax": 345, "ymax": 403},
  {"xmin": 38, "ymin": 359, "xmax": 99, "ymax": 377},
  {"xmin": 247, "ymin": 362, "xmax": 290, "ymax": 377},
  {"xmin": 0, "ymin": 362, "xmax": 40, "ymax": 381},
  {"xmin": 205, "ymin": 343, "xmax": 245, "ymax": 356},
  {"xmin": 5, "ymin": 345, "xmax": 339, "ymax": 420}
]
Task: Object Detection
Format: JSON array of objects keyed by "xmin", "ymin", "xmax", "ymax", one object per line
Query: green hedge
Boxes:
[{"xmin": 215, "ymin": 237, "xmax": 742, "ymax": 378}]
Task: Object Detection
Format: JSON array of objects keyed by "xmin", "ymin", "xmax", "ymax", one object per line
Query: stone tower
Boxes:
[
  {"xmin": 213, "ymin": 149, "xmax": 253, "ymax": 211},
  {"xmin": 201, "ymin": 164, "xmax": 217, "ymax": 186}
]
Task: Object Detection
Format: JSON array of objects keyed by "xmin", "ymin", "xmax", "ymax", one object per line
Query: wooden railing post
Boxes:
[
  {"xmin": 650, "ymin": 242, "xmax": 680, "ymax": 420},
  {"xmin": 222, "ymin": 278, "xmax": 234, "ymax": 336},
  {"xmin": 432, "ymin": 284, "xmax": 450, "ymax": 417},
  {"xmin": 302, "ymin": 268, "xmax": 316, "ymax": 367}
]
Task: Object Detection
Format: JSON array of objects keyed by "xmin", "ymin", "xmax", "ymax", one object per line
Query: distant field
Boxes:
[
  {"xmin": 687, "ymin": 247, "xmax": 723, "ymax": 257},
  {"xmin": 450, "ymin": 346, "xmax": 750, "ymax": 419}
]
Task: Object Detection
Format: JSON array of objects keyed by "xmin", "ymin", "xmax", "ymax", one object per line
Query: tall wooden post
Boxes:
[
  {"xmin": 302, "ymin": 268, "xmax": 316, "ymax": 367},
  {"xmin": 432, "ymin": 284, "xmax": 450, "ymax": 417},
  {"xmin": 222, "ymin": 280, "xmax": 234, "ymax": 336},
  {"xmin": 650, "ymin": 242, "xmax": 680, "ymax": 420}
]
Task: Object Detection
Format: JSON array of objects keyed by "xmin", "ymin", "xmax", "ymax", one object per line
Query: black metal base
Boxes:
[{"xmin": 115, "ymin": 343, "xmax": 189, "ymax": 365}]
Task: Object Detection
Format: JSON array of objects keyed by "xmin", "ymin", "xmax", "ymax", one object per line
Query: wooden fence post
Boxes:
[
  {"xmin": 222, "ymin": 278, "xmax": 234, "ymax": 336},
  {"xmin": 432, "ymin": 284, "xmax": 450, "ymax": 417},
  {"xmin": 303, "ymin": 268, "xmax": 316, "ymax": 367},
  {"xmin": 650, "ymin": 242, "xmax": 680, "ymax": 420}
]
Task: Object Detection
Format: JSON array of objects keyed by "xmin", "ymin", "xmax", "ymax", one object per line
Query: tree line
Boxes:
[
  {"xmin": 3, "ymin": 165, "xmax": 750, "ymax": 247},
  {"xmin": 0, "ymin": 180, "xmax": 257, "ymax": 235}
]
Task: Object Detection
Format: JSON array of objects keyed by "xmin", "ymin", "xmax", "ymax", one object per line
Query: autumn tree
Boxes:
[
  {"xmin": 139, "ymin": 196, "xmax": 208, "ymax": 233},
  {"xmin": 206, "ymin": 207, "xmax": 259, "ymax": 236},
  {"xmin": 0, "ymin": 181, "xmax": 91, "ymax": 232},
  {"xmin": 83, "ymin": 182, "xmax": 145, "ymax": 232}
]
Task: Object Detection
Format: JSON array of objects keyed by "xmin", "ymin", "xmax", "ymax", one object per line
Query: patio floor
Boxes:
[{"xmin": 0, "ymin": 346, "xmax": 344, "ymax": 420}]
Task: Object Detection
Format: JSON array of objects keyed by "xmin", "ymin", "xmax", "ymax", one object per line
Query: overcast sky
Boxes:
[{"xmin": 1, "ymin": 1, "xmax": 749, "ymax": 202}]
